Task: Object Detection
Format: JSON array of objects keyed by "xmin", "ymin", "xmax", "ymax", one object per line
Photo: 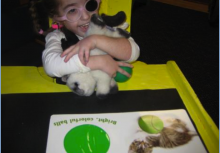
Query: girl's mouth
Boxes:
[{"xmin": 79, "ymin": 23, "xmax": 89, "ymax": 32}]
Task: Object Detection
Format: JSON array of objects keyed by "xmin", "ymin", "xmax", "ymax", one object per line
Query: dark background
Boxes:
[
  {"xmin": 2, "ymin": 0, "xmax": 219, "ymax": 127},
  {"xmin": 131, "ymin": 0, "xmax": 219, "ymax": 127}
]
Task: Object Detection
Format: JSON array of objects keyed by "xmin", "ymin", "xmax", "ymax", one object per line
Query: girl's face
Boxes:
[{"xmin": 57, "ymin": 0, "xmax": 99, "ymax": 37}]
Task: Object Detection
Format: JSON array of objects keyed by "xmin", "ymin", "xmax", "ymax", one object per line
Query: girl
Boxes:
[{"xmin": 31, "ymin": 0, "xmax": 140, "ymax": 79}]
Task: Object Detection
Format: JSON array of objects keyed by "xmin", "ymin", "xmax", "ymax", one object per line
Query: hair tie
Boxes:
[
  {"xmin": 39, "ymin": 29, "xmax": 44, "ymax": 34},
  {"xmin": 51, "ymin": 23, "xmax": 63, "ymax": 29}
]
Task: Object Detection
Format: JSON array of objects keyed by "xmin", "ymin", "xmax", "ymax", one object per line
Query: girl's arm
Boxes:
[
  {"xmin": 61, "ymin": 35, "xmax": 140, "ymax": 64},
  {"xmin": 42, "ymin": 30, "xmax": 90, "ymax": 77},
  {"xmin": 87, "ymin": 55, "xmax": 133, "ymax": 77},
  {"xmin": 42, "ymin": 30, "xmax": 132, "ymax": 77},
  {"xmin": 93, "ymin": 35, "xmax": 140, "ymax": 63}
]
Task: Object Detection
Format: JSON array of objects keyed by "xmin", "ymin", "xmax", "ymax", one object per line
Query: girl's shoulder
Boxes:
[{"xmin": 46, "ymin": 30, "xmax": 66, "ymax": 40}]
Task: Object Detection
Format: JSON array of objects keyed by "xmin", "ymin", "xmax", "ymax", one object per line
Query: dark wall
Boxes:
[
  {"xmin": 2, "ymin": 2, "xmax": 35, "ymax": 51},
  {"xmin": 131, "ymin": 1, "xmax": 219, "ymax": 126}
]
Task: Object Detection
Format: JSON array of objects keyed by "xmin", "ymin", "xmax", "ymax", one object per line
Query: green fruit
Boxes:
[
  {"xmin": 64, "ymin": 124, "xmax": 110, "ymax": 153},
  {"xmin": 114, "ymin": 66, "xmax": 132, "ymax": 82},
  {"xmin": 138, "ymin": 115, "xmax": 164, "ymax": 134}
]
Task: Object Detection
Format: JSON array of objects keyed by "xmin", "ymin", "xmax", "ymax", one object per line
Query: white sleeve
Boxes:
[
  {"xmin": 124, "ymin": 37, "xmax": 140, "ymax": 63},
  {"xmin": 42, "ymin": 30, "xmax": 90, "ymax": 77}
]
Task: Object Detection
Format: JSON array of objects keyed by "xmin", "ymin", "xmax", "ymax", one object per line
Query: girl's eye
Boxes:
[{"xmin": 68, "ymin": 9, "xmax": 77, "ymax": 14}]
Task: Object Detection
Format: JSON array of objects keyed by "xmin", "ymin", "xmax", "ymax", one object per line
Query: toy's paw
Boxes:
[
  {"xmin": 90, "ymin": 70, "xmax": 112, "ymax": 98},
  {"xmin": 109, "ymin": 79, "xmax": 118, "ymax": 94},
  {"xmin": 109, "ymin": 85, "xmax": 118, "ymax": 94},
  {"xmin": 96, "ymin": 84, "xmax": 118, "ymax": 99},
  {"xmin": 67, "ymin": 73, "xmax": 96, "ymax": 96},
  {"xmin": 96, "ymin": 93, "xmax": 108, "ymax": 99},
  {"xmin": 96, "ymin": 86, "xmax": 110, "ymax": 99}
]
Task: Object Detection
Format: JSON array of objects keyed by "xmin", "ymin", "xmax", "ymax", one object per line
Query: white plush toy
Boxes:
[{"xmin": 64, "ymin": 13, "xmax": 130, "ymax": 98}]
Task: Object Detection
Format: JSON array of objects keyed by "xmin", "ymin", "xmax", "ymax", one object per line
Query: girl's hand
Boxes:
[
  {"xmin": 61, "ymin": 36, "xmax": 96, "ymax": 65},
  {"xmin": 112, "ymin": 61, "xmax": 133, "ymax": 78},
  {"xmin": 87, "ymin": 55, "xmax": 133, "ymax": 78}
]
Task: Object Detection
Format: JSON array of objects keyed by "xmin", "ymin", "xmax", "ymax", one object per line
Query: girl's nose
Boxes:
[{"xmin": 80, "ymin": 8, "xmax": 90, "ymax": 21}]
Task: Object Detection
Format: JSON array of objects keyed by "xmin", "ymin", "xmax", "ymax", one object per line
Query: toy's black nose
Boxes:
[
  {"xmin": 74, "ymin": 82, "xmax": 79, "ymax": 87},
  {"xmin": 72, "ymin": 82, "xmax": 85, "ymax": 96}
]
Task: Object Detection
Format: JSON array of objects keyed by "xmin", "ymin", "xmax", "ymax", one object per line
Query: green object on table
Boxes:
[
  {"xmin": 138, "ymin": 115, "xmax": 164, "ymax": 134},
  {"xmin": 114, "ymin": 66, "xmax": 132, "ymax": 82},
  {"xmin": 64, "ymin": 124, "xmax": 110, "ymax": 153}
]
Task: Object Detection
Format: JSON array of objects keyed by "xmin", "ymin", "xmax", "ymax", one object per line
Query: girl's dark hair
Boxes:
[{"xmin": 29, "ymin": 0, "xmax": 59, "ymax": 35}]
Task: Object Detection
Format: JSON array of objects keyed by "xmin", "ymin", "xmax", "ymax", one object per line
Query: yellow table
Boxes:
[{"xmin": 1, "ymin": 61, "xmax": 218, "ymax": 153}]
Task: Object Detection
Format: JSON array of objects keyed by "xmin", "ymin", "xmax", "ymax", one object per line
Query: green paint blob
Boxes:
[
  {"xmin": 64, "ymin": 124, "xmax": 110, "ymax": 153},
  {"xmin": 138, "ymin": 115, "xmax": 164, "ymax": 134},
  {"xmin": 114, "ymin": 66, "xmax": 132, "ymax": 83}
]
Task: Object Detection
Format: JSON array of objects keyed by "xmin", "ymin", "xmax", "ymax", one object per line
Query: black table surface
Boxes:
[{"xmin": 2, "ymin": 89, "xmax": 207, "ymax": 153}]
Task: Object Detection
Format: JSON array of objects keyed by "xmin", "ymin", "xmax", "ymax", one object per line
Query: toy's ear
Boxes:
[
  {"xmin": 61, "ymin": 75, "xmax": 69, "ymax": 83},
  {"xmin": 101, "ymin": 11, "xmax": 126, "ymax": 27},
  {"xmin": 61, "ymin": 27, "xmax": 80, "ymax": 50}
]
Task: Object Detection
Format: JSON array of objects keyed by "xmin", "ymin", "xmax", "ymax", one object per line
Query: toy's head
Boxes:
[{"xmin": 85, "ymin": 12, "xmax": 130, "ymax": 38}]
